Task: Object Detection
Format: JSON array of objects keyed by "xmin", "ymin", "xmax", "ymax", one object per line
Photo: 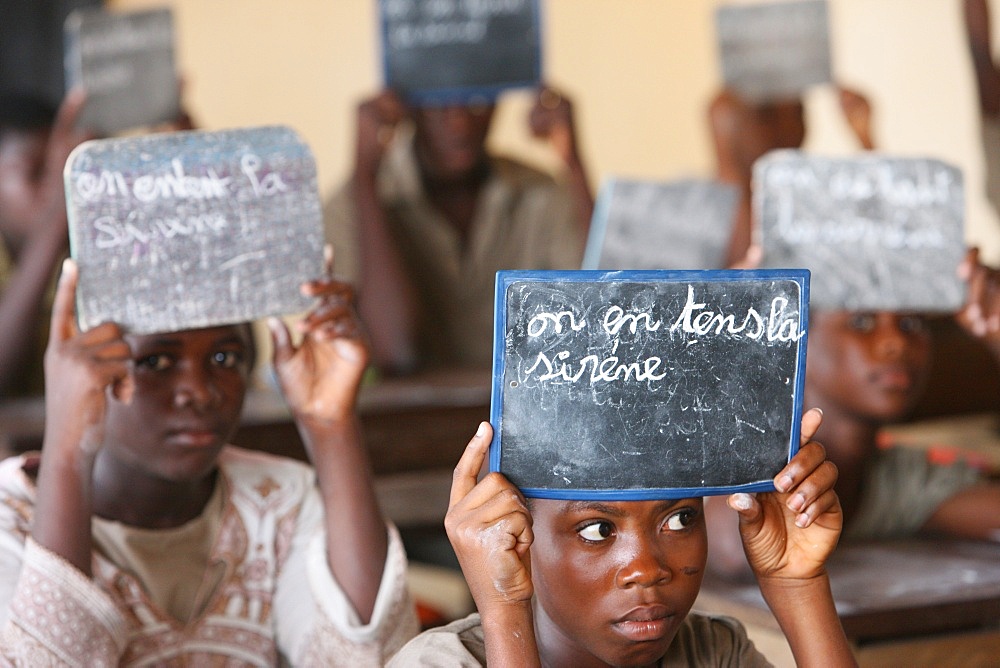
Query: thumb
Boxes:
[
  {"xmin": 728, "ymin": 492, "xmax": 763, "ymax": 526},
  {"xmin": 268, "ymin": 317, "xmax": 294, "ymax": 367}
]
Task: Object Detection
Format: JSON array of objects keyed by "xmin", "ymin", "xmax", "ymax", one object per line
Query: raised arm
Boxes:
[
  {"xmin": 965, "ymin": 0, "xmax": 1000, "ymax": 116},
  {"xmin": 0, "ymin": 90, "xmax": 91, "ymax": 397},
  {"xmin": 528, "ymin": 85, "xmax": 595, "ymax": 237},
  {"xmin": 268, "ymin": 250, "xmax": 386, "ymax": 623},
  {"xmin": 732, "ymin": 408, "xmax": 856, "ymax": 668},
  {"xmin": 349, "ymin": 90, "xmax": 420, "ymax": 374},
  {"xmin": 32, "ymin": 259, "xmax": 131, "ymax": 575},
  {"xmin": 445, "ymin": 422, "xmax": 540, "ymax": 667}
]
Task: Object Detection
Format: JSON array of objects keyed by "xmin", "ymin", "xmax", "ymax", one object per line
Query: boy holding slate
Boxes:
[
  {"xmin": 388, "ymin": 415, "xmax": 855, "ymax": 667},
  {"xmin": 0, "ymin": 255, "xmax": 419, "ymax": 664},
  {"xmin": 324, "ymin": 85, "xmax": 594, "ymax": 374}
]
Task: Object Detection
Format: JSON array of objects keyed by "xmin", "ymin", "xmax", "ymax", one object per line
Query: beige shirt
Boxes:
[
  {"xmin": 387, "ymin": 611, "xmax": 772, "ymax": 667},
  {"xmin": 324, "ymin": 128, "xmax": 586, "ymax": 369}
]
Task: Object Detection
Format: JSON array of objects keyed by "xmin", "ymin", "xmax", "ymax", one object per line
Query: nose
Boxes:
[
  {"xmin": 615, "ymin": 539, "xmax": 672, "ymax": 589},
  {"xmin": 873, "ymin": 317, "xmax": 908, "ymax": 360},
  {"xmin": 173, "ymin": 364, "xmax": 220, "ymax": 411}
]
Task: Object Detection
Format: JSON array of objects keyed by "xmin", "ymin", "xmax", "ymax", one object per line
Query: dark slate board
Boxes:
[
  {"xmin": 0, "ymin": 0, "xmax": 102, "ymax": 113},
  {"xmin": 715, "ymin": 0, "xmax": 831, "ymax": 102},
  {"xmin": 379, "ymin": 0, "xmax": 541, "ymax": 105},
  {"xmin": 64, "ymin": 6, "xmax": 179, "ymax": 135},
  {"xmin": 755, "ymin": 150, "xmax": 966, "ymax": 311},
  {"xmin": 64, "ymin": 125, "xmax": 324, "ymax": 335},
  {"xmin": 583, "ymin": 178, "xmax": 738, "ymax": 271},
  {"xmin": 490, "ymin": 269, "xmax": 809, "ymax": 500}
]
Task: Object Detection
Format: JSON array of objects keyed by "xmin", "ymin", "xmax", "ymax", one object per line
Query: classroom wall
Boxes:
[{"xmin": 110, "ymin": 0, "xmax": 1000, "ymax": 263}]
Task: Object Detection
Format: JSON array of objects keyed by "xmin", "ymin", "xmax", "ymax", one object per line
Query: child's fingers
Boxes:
[
  {"xmin": 267, "ymin": 316, "xmax": 294, "ymax": 366},
  {"xmin": 799, "ymin": 406, "xmax": 824, "ymax": 445},
  {"xmin": 450, "ymin": 422, "xmax": 493, "ymax": 508},
  {"xmin": 775, "ymin": 440, "xmax": 829, "ymax": 492},
  {"xmin": 791, "ymin": 487, "xmax": 841, "ymax": 529},
  {"xmin": 50, "ymin": 259, "xmax": 81, "ymax": 343}
]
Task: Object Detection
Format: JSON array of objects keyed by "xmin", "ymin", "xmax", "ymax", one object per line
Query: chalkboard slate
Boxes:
[
  {"xmin": 755, "ymin": 150, "xmax": 966, "ymax": 311},
  {"xmin": 64, "ymin": 125, "xmax": 325, "ymax": 335},
  {"xmin": 379, "ymin": 0, "xmax": 541, "ymax": 105},
  {"xmin": 64, "ymin": 6, "xmax": 179, "ymax": 135},
  {"xmin": 491, "ymin": 269, "xmax": 809, "ymax": 500},
  {"xmin": 716, "ymin": 0, "xmax": 831, "ymax": 102},
  {"xmin": 583, "ymin": 178, "xmax": 738, "ymax": 271}
]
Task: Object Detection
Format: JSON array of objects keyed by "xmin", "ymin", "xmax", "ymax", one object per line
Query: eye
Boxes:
[
  {"xmin": 664, "ymin": 508, "xmax": 697, "ymax": 532},
  {"xmin": 212, "ymin": 350, "xmax": 244, "ymax": 369},
  {"xmin": 847, "ymin": 313, "xmax": 876, "ymax": 333},
  {"xmin": 136, "ymin": 354, "xmax": 172, "ymax": 371},
  {"xmin": 577, "ymin": 521, "xmax": 614, "ymax": 543},
  {"xmin": 898, "ymin": 315, "xmax": 926, "ymax": 335}
]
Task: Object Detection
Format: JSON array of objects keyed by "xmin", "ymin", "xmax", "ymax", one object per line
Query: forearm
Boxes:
[
  {"xmin": 0, "ymin": 226, "xmax": 66, "ymax": 396},
  {"xmin": 352, "ymin": 175, "xmax": 420, "ymax": 373},
  {"xmin": 561, "ymin": 151, "xmax": 595, "ymax": 239},
  {"xmin": 31, "ymin": 445, "xmax": 95, "ymax": 576},
  {"xmin": 480, "ymin": 602, "xmax": 541, "ymax": 668},
  {"xmin": 759, "ymin": 573, "xmax": 857, "ymax": 668},
  {"xmin": 965, "ymin": 0, "xmax": 1000, "ymax": 114},
  {"xmin": 298, "ymin": 412, "xmax": 387, "ymax": 624}
]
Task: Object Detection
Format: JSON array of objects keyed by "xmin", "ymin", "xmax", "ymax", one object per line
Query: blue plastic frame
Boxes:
[{"xmin": 489, "ymin": 268, "xmax": 810, "ymax": 500}]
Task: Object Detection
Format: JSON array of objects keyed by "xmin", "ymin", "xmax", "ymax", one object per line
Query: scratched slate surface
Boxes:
[
  {"xmin": 756, "ymin": 150, "xmax": 966, "ymax": 311},
  {"xmin": 64, "ymin": 6, "xmax": 179, "ymax": 135},
  {"xmin": 64, "ymin": 125, "xmax": 324, "ymax": 335},
  {"xmin": 492, "ymin": 270, "xmax": 808, "ymax": 498},
  {"xmin": 380, "ymin": 0, "xmax": 540, "ymax": 104},
  {"xmin": 715, "ymin": 0, "xmax": 830, "ymax": 102},
  {"xmin": 583, "ymin": 178, "xmax": 738, "ymax": 271}
]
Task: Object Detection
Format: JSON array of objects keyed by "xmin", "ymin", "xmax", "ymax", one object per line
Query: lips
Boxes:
[
  {"xmin": 166, "ymin": 425, "xmax": 224, "ymax": 448},
  {"xmin": 611, "ymin": 605, "xmax": 673, "ymax": 642},
  {"xmin": 870, "ymin": 365, "xmax": 916, "ymax": 391}
]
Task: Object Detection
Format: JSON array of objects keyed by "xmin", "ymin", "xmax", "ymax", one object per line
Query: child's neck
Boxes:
[{"xmin": 90, "ymin": 456, "xmax": 218, "ymax": 529}]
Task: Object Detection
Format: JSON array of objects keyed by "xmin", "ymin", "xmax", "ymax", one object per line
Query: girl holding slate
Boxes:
[
  {"xmin": 0, "ymin": 257, "xmax": 418, "ymax": 664},
  {"xmin": 389, "ymin": 413, "xmax": 856, "ymax": 667}
]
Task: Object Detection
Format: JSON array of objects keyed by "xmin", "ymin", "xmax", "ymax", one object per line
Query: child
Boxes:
[
  {"xmin": 707, "ymin": 250, "xmax": 1000, "ymax": 579},
  {"xmin": 324, "ymin": 85, "xmax": 594, "ymax": 374},
  {"xmin": 0, "ymin": 256, "xmax": 419, "ymax": 664},
  {"xmin": 389, "ymin": 410, "xmax": 857, "ymax": 667}
]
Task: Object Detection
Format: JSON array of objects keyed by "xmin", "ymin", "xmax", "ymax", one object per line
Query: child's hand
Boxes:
[
  {"xmin": 445, "ymin": 422, "xmax": 535, "ymax": 612},
  {"xmin": 269, "ymin": 247, "xmax": 369, "ymax": 424},
  {"xmin": 354, "ymin": 89, "xmax": 408, "ymax": 181},
  {"xmin": 42, "ymin": 259, "xmax": 131, "ymax": 459},
  {"xmin": 730, "ymin": 407, "xmax": 842, "ymax": 582},
  {"xmin": 528, "ymin": 85, "xmax": 581, "ymax": 166},
  {"xmin": 956, "ymin": 247, "xmax": 1000, "ymax": 359}
]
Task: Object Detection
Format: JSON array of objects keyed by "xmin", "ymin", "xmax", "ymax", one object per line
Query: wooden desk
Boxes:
[
  {"xmin": 695, "ymin": 539, "xmax": 1000, "ymax": 667},
  {"xmin": 0, "ymin": 369, "xmax": 493, "ymax": 527}
]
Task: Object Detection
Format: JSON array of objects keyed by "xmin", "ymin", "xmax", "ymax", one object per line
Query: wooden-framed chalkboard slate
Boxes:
[
  {"xmin": 583, "ymin": 178, "xmax": 738, "ymax": 271},
  {"xmin": 379, "ymin": 0, "xmax": 541, "ymax": 105},
  {"xmin": 64, "ymin": 6, "xmax": 179, "ymax": 135},
  {"xmin": 64, "ymin": 125, "xmax": 324, "ymax": 335},
  {"xmin": 755, "ymin": 150, "xmax": 966, "ymax": 311},
  {"xmin": 715, "ymin": 0, "xmax": 831, "ymax": 102},
  {"xmin": 491, "ymin": 269, "xmax": 809, "ymax": 500}
]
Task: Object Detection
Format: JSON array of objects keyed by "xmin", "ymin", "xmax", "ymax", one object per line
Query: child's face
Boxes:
[
  {"xmin": 101, "ymin": 324, "xmax": 253, "ymax": 481},
  {"xmin": 412, "ymin": 103, "xmax": 495, "ymax": 183},
  {"xmin": 806, "ymin": 310, "xmax": 931, "ymax": 422},
  {"xmin": 529, "ymin": 497, "xmax": 706, "ymax": 667}
]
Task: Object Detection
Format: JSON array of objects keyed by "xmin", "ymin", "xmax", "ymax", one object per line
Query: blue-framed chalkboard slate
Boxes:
[
  {"xmin": 583, "ymin": 177, "xmax": 738, "ymax": 271},
  {"xmin": 64, "ymin": 6, "xmax": 179, "ymax": 135},
  {"xmin": 379, "ymin": 0, "xmax": 541, "ymax": 105},
  {"xmin": 64, "ymin": 125, "xmax": 324, "ymax": 335},
  {"xmin": 716, "ymin": 0, "xmax": 831, "ymax": 102},
  {"xmin": 490, "ymin": 269, "xmax": 809, "ymax": 500},
  {"xmin": 755, "ymin": 150, "xmax": 966, "ymax": 311}
]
